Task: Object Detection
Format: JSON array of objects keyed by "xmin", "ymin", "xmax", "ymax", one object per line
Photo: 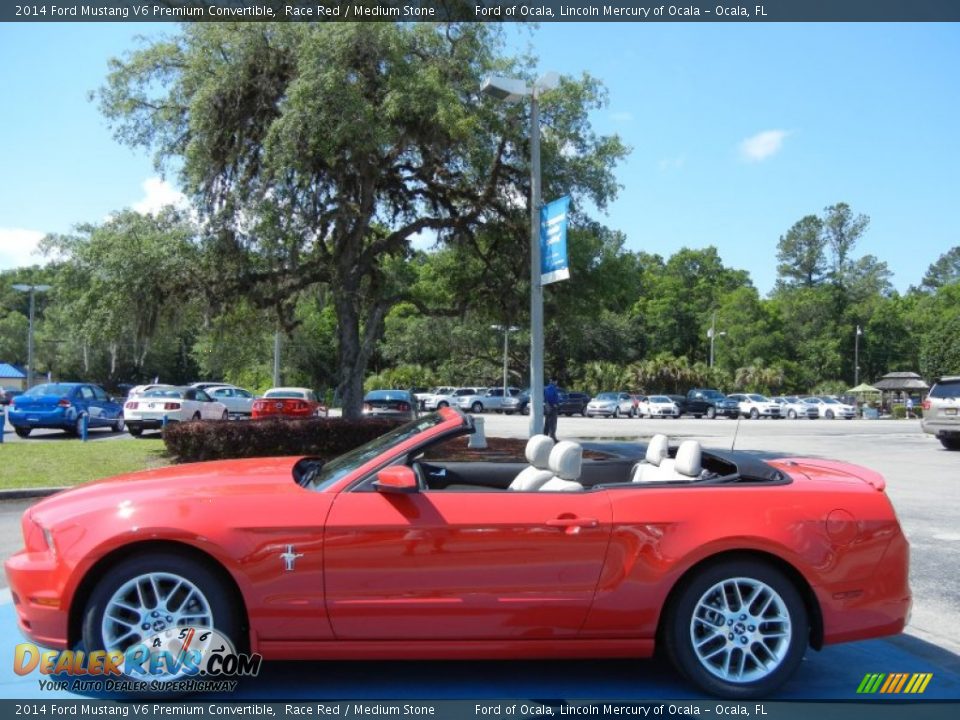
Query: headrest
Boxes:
[
  {"xmin": 525, "ymin": 435, "xmax": 555, "ymax": 469},
  {"xmin": 674, "ymin": 440, "xmax": 703, "ymax": 477},
  {"xmin": 645, "ymin": 434, "xmax": 669, "ymax": 466},
  {"xmin": 548, "ymin": 441, "xmax": 583, "ymax": 481}
]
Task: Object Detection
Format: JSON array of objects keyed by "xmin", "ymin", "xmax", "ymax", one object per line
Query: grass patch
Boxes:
[{"xmin": 0, "ymin": 438, "xmax": 172, "ymax": 489}]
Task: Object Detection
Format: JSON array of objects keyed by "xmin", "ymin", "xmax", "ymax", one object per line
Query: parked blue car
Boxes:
[{"xmin": 7, "ymin": 382, "xmax": 124, "ymax": 438}]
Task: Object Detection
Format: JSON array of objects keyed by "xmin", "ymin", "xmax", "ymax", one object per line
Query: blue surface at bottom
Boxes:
[{"xmin": 1, "ymin": 601, "xmax": 958, "ymax": 702}]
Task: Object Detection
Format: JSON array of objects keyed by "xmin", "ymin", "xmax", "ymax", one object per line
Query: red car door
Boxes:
[{"xmin": 323, "ymin": 488, "xmax": 613, "ymax": 640}]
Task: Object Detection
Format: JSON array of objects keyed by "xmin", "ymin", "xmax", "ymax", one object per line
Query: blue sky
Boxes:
[{"xmin": 1, "ymin": 21, "xmax": 957, "ymax": 294}]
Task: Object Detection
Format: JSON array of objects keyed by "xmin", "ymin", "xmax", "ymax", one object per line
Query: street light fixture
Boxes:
[
  {"xmin": 854, "ymin": 325, "xmax": 863, "ymax": 387},
  {"xmin": 490, "ymin": 324, "xmax": 519, "ymax": 400},
  {"xmin": 482, "ymin": 71, "xmax": 559, "ymax": 437},
  {"xmin": 707, "ymin": 311, "xmax": 726, "ymax": 368},
  {"xmin": 12, "ymin": 283, "xmax": 52, "ymax": 389}
]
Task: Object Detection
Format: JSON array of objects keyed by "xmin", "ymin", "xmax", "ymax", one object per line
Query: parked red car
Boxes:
[
  {"xmin": 5, "ymin": 408, "xmax": 910, "ymax": 698},
  {"xmin": 251, "ymin": 386, "xmax": 328, "ymax": 419}
]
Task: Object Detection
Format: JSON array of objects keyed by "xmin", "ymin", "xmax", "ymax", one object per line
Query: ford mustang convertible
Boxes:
[{"xmin": 5, "ymin": 408, "xmax": 910, "ymax": 698}]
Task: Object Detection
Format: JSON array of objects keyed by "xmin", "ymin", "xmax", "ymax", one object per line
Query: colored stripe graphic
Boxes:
[{"xmin": 857, "ymin": 672, "xmax": 932, "ymax": 694}]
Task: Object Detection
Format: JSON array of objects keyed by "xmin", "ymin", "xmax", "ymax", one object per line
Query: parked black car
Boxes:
[
  {"xmin": 678, "ymin": 388, "xmax": 741, "ymax": 418},
  {"xmin": 501, "ymin": 388, "xmax": 590, "ymax": 416}
]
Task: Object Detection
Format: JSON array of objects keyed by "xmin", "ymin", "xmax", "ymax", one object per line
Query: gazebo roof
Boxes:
[{"xmin": 873, "ymin": 371, "xmax": 929, "ymax": 391}]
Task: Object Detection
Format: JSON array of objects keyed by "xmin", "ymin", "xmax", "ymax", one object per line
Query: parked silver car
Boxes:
[
  {"xmin": 922, "ymin": 376, "xmax": 960, "ymax": 450},
  {"xmin": 803, "ymin": 396, "xmax": 856, "ymax": 419},
  {"xmin": 771, "ymin": 395, "xmax": 819, "ymax": 419},
  {"xmin": 457, "ymin": 387, "xmax": 519, "ymax": 413},
  {"xmin": 586, "ymin": 391, "xmax": 636, "ymax": 418}
]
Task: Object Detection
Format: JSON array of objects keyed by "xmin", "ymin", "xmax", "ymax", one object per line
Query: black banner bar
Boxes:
[{"xmin": 4, "ymin": 1, "xmax": 960, "ymax": 23}]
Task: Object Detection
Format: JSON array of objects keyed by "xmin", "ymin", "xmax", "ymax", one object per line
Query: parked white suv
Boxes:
[
  {"xmin": 728, "ymin": 393, "xmax": 783, "ymax": 419},
  {"xmin": 922, "ymin": 376, "xmax": 960, "ymax": 450},
  {"xmin": 421, "ymin": 386, "xmax": 458, "ymax": 411}
]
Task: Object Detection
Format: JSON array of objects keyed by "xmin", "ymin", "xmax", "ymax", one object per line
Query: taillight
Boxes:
[
  {"xmin": 58, "ymin": 398, "xmax": 71, "ymax": 407},
  {"xmin": 296, "ymin": 401, "xmax": 307, "ymax": 410},
  {"xmin": 125, "ymin": 401, "xmax": 138, "ymax": 410},
  {"xmin": 398, "ymin": 402, "xmax": 410, "ymax": 411},
  {"xmin": 922, "ymin": 399, "xmax": 931, "ymax": 411},
  {"xmin": 164, "ymin": 402, "xmax": 181, "ymax": 411}
]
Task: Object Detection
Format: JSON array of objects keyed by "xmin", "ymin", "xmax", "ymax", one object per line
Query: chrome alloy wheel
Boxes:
[
  {"xmin": 689, "ymin": 576, "xmax": 792, "ymax": 683},
  {"xmin": 101, "ymin": 572, "xmax": 214, "ymax": 651}
]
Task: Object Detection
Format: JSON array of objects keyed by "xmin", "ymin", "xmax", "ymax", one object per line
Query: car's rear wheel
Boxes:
[
  {"xmin": 706, "ymin": 406, "xmax": 716, "ymax": 419},
  {"xmin": 825, "ymin": 410, "xmax": 835, "ymax": 420},
  {"xmin": 787, "ymin": 409, "xmax": 797, "ymax": 419},
  {"xmin": 940, "ymin": 436, "xmax": 960, "ymax": 451},
  {"xmin": 192, "ymin": 412, "xmax": 201, "ymax": 421},
  {"xmin": 73, "ymin": 414, "xmax": 88, "ymax": 436},
  {"xmin": 438, "ymin": 401, "xmax": 449, "ymax": 409},
  {"xmin": 221, "ymin": 410, "xmax": 229, "ymax": 420},
  {"xmin": 613, "ymin": 407, "xmax": 621, "ymax": 418},
  {"xmin": 14, "ymin": 426, "xmax": 31, "ymax": 438},
  {"xmin": 749, "ymin": 408, "xmax": 759, "ymax": 420},
  {"xmin": 128, "ymin": 425, "xmax": 143, "ymax": 437},
  {"xmin": 112, "ymin": 416, "xmax": 125, "ymax": 432},
  {"xmin": 471, "ymin": 402, "xmax": 483, "ymax": 413},
  {"xmin": 82, "ymin": 553, "xmax": 243, "ymax": 676},
  {"xmin": 664, "ymin": 559, "xmax": 808, "ymax": 698}
]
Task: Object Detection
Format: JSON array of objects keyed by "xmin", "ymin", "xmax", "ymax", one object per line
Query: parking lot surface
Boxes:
[{"xmin": 1, "ymin": 415, "xmax": 957, "ymax": 701}]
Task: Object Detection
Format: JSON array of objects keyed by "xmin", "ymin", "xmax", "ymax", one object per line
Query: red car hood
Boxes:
[{"xmin": 30, "ymin": 456, "xmax": 306, "ymax": 527}]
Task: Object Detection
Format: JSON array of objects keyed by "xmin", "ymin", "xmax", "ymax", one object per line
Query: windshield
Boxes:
[
  {"xmin": 144, "ymin": 388, "xmax": 186, "ymax": 398},
  {"xmin": 931, "ymin": 381, "xmax": 960, "ymax": 399},
  {"xmin": 596, "ymin": 393, "xmax": 617, "ymax": 400},
  {"xmin": 701, "ymin": 390, "xmax": 723, "ymax": 399},
  {"xmin": 305, "ymin": 412, "xmax": 451, "ymax": 490},
  {"xmin": 748, "ymin": 394, "xmax": 768, "ymax": 401},
  {"xmin": 649, "ymin": 395, "xmax": 671, "ymax": 403},
  {"xmin": 821, "ymin": 397, "xmax": 840, "ymax": 404},
  {"xmin": 23, "ymin": 383, "xmax": 76, "ymax": 397}
]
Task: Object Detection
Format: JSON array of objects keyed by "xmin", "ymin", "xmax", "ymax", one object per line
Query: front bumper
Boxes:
[{"xmin": 4, "ymin": 549, "xmax": 69, "ymax": 649}]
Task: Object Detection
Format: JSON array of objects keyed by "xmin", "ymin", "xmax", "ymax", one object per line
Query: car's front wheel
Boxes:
[
  {"xmin": 706, "ymin": 406, "xmax": 716, "ymax": 419},
  {"xmin": 664, "ymin": 559, "xmax": 808, "ymax": 698},
  {"xmin": 825, "ymin": 410, "xmax": 835, "ymax": 420},
  {"xmin": 471, "ymin": 402, "xmax": 483, "ymax": 413},
  {"xmin": 749, "ymin": 408, "xmax": 759, "ymax": 420},
  {"xmin": 787, "ymin": 409, "xmax": 797, "ymax": 419},
  {"xmin": 82, "ymin": 553, "xmax": 244, "ymax": 675}
]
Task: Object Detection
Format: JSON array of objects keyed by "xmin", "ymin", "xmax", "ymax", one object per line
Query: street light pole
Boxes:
[
  {"xmin": 482, "ymin": 72, "xmax": 558, "ymax": 437},
  {"xmin": 491, "ymin": 325, "xmax": 519, "ymax": 400},
  {"xmin": 708, "ymin": 311, "xmax": 726, "ymax": 368},
  {"xmin": 12, "ymin": 284, "xmax": 52, "ymax": 388},
  {"xmin": 855, "ymin": 325, "xmax": 862, "ymax": 386}
]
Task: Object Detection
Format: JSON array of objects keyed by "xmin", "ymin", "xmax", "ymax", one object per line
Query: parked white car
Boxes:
[
  {"xmin": 457, "ymin": 387, "xmax": 518, "ymax": 413},
  {"xmin": 803, "ymin": 396, "xmax": 857, "ymax": 419},
  {"xmin": 728, "ymin": 393, "xmax": 783, "ymax": 419},
  {"xmin": 421, "ymin": 386, "xmax": 459, "ymax": 411},
  {"xmin": 586, "ymin": 391, "xmax": 636, "ymax": 418},
  {"xmin": 124, "ymin": 386, "xmax": 228, "ymax": 436},
  {"xmin": 643, "ymin": 395, "xmax": 681, "ymax": 418},
  {"xmin": 203, "ymin": 384, "xmax": 256, "ymax": 417},
  {"xmin": 771, "ymin": 395, "xmax": 819, "ymax": 419}
]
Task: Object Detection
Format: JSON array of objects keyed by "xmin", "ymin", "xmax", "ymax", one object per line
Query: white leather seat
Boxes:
[
  {"xmin": 509, "ymin": 435, "xmax": 555, "ymax": 491},
  {"xmin": 540, "ymin": 440, "xmax": 584, "ymax": 491},
  {"xmin": 644, "ymin": 440, "xmax": 703, "ymax": 482},
  {"xmin": 631, "ymin": 434, "xmax": 669, "ymax": 482}
]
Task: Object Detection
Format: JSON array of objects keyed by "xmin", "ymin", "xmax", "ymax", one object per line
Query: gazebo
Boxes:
[{"xmin": 873, "ymin": 372, "xmax": 929, "ymax": 412}]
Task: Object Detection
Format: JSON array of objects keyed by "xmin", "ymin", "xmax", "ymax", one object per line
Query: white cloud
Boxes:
[
  {"xmin": 0, "ymin": 228, "xmax": 47, "ymax": 271},
  {"xmin": 132, "ymin": 177, "xmax": 188, "ymax": 214},
  {"xmin": 659, "ymin": 155, "xmax": 687, "ymax": 172},
  {"xmin": 739, "ymin": 130, "xmax": 789, "ymax": 162},
  {"xmin": 610, "ymin": 111, "xmax": 634, "ymax": 123}
]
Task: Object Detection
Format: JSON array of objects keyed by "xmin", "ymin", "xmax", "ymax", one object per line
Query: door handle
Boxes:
[{"xmin": 546, "ymin": 517, "xmax": 599, "ymax": 534}]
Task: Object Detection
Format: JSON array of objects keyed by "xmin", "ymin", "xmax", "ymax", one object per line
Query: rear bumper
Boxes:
[
  {"xmin": 922, "ymin": 419, "xmax": 960, "ymax": 437},
  {"xmin": 8, "ymin": 408, "xmax": 72, "ymax": 430}
]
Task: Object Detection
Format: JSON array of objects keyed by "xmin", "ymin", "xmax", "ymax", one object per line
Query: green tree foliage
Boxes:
[
  {"xmin": 775, "ymin": 215, "xmax": 826, "ymax": 288},
  {"xmin": 97, "ymin": 22, "xmax": 626, "ymax": 417},
  {"xmin": 919, "ymin": 246, "xmax": 960, "ymax": 292}
]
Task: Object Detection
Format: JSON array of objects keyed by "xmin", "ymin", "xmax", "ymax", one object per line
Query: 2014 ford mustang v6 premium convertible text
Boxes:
[{"xmin": 5, "ymin": 408, "xmax": 910, "ymax": 698}]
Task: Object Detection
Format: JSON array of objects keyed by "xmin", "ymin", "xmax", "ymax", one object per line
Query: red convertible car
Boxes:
[{"xmin": 5, "ymin": 408, "xmax": 910, "ymax": 698}]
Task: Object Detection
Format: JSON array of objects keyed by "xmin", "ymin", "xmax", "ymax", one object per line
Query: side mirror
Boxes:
[{"xmin": 374, "ymin": 466, "xmax": 419, "ymax": 494}]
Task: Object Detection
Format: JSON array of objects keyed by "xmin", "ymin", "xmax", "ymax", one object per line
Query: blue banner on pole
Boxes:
[{"xmin": 540, "ymin": 196, "xmax": 570, "ymax": 285}]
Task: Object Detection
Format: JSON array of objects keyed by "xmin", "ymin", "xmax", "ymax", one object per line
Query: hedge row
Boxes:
[{"xmin": 162, "ymin": 417, "xmax": 406, "ymax": 463}]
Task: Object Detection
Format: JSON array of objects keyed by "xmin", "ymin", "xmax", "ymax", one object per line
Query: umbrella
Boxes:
[{"xmin": 848, "ymin": 383, "xmax": 881, "ymax": 395}]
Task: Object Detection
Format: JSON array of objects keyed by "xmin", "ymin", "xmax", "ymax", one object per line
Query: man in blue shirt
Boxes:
[{"xmin": 544, "ymin": 378, "xmax": 560, "ymax": 441}]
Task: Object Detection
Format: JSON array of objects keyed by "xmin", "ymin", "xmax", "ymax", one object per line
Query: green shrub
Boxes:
[
  {"xmin": 163, "ymin": 417, "xmax": 405, "ymax": 463},
  {"xmin": 892, "ymin": 406, "xmax": 906, "ymax": 419}
]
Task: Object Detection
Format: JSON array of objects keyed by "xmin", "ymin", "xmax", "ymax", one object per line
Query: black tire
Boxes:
[
  {"xmin": 521, "ymin": 405, "xmax": 529, "ymax": 416},
  {"xmin": 825, "ymin": 410, "xmax": 834, "ymax": 420},
  {"xmin": 192, "ymin": 412, "xmax": 201, "ymax": 421},
  {"xmin": 706, "ymin": 406, "xmax": 716, "ymax": 419},
  {"xmin": 112, "ymin": 416, "xmax": 125, "ymax": 432},
  {"xmin": 128, "ymin": 425, "xmax": 143, "ymax": 437},
  {"xmin": 221, "ymin": 410, "xmax": 229, "ymax": 420},
  {"xmin": 693, "ymin": 414, "xmax": 702, "ymax": 419},
  {"xmin": 787, "ymin": 409, "xmax": 797, "ymax": 419},
  {"xmin": 82, "ymin": 553, "xmax": 244, "ymax": 668},
  {"xmin": 471, "ymin": 401, "xmax": 483, "ymax": 413},
  {"xmin": 940, "ymin": 436, "xmax": 960, "ymax": 451},
  {"xmin": 14, "ymin": 426, "xmax": 31, "ymax": 438},
  {"xmin": 438, "ymin": 401, "xmax": 449, "ymax": 409},
  {"xmin": 749, "ymin": 408, "xmax": 759, "ymax": 420},
  {"xmin": 663, "ymin": 559, "xmax": 809, "ymax": 699}
]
